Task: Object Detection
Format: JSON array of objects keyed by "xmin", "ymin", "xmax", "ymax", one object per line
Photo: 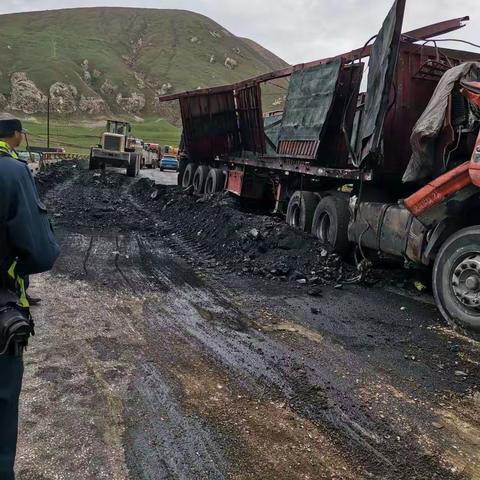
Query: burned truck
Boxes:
[{"xmin": 160, "ymin": 1, "xmax": 480, "ymax": 335}]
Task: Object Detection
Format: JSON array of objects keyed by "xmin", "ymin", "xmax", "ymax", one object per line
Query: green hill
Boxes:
[{"xmin": 0, "ymin": 7, "xmax": 289, "ymax": 120}]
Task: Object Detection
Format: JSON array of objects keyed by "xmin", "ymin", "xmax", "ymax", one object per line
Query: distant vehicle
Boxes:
[
  {"xmin": 163, "ymin": 145, "xmax": 179, "ymax": 156},
  {"xmin": 17, "ymin": 151, "xmax": 41, "ymax": 163},
  {"xmin": 142, "ymin": 143, "xmax": 160, "ymax": 169},
  {"xmin": 159, "ymin": 154, "xmax": 178, "ymax": 171},
  {"xmin": 89, "ymin": 120, "xmax": 141, "ymax": 177}
]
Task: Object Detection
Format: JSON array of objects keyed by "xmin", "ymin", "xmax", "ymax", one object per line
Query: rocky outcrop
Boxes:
[
  {"xmin": 224, "ymin": 57, "xmax": 238, "ymax": 70},
  {"xmin": 10, "ymin": 72, "xmax": 47, "ymax": 114},
  {"xmin": 100, "ymin": 79, "xmax": 118, "ymax": 97},
  {"xmin": 134, "ymin": 72, "xmax": 145, "ymax": 89},
  {"xmin": 158, "ymin": 83, "xmax": 173, "ymax": 96},
  {"xmin": 49, "ymin": 82, "xmax": 78, "ymax": 113},
  {"xmin": 79, "ymin": 95, "xmax": 107, "ymax": 115},
  {"xmin": 81, "ymin": 59, "xmax": 91, "ymax": 83},
  {"xmin": 116, "ymin": 92, "xmax": 145, "ymax": 113}
]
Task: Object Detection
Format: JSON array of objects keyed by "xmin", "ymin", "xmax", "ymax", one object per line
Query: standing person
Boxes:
[{"xmin": 0, "ymin": 116, "xmax": 60, "ymax": 479}]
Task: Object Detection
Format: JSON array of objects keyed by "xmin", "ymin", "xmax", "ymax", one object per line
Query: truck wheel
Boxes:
[
  {"xmin": 433, "ymin": 226, "xmax": 480, "ymax": 333},
  {"xmin": 178, "ymin": 157, "xmax": 188, "ymax": 186},
  {"xmin": 286, "ymin": 191, "xmax": 318, "ymax": 232},
  {"xmin": 311, "ymin": 194, "xmax": 350, "ymax": 255},
  {"xmin": 205, "ymin": 168, "xmax": 226, "ymax": 194},
  {"xmin": 193, "ymin": 165, "xmax": 210, "ymax": 195},
  {"xmin": 182, "ymin": 163, "xmax": 197, "ymax": 189}
]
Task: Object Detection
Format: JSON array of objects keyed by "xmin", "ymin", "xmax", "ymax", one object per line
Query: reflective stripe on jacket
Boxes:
[{"xmin": 0, "ymin": 141, "xmax": 18, "ymax": 160}]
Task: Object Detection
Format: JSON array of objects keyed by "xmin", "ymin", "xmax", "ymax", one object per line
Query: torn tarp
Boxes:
[
  {"xmin": 403, "ymin": 62, "xmax": 480, "ymax": 183},
  {"xmin": 357, "ymin": 0, "xmax": 406, "ymax": 166},
  {"xmin": 278, "ymin": 59, "xmax": 342, "ymax": 143}
]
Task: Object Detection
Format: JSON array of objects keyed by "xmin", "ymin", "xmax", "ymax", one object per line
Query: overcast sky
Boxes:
[{"xmin": 0, "ymin": 0, "xmax": 479, "ymax": 64}]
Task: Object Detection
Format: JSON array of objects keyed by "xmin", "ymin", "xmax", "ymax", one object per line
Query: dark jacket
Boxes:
[{"xmin": 0, "ymin": 153, "xmax": 59, "ymax": 280}]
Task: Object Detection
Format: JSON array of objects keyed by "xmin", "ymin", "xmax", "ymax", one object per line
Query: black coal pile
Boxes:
[
  {"xmin": 136, "ymin": 183, "xmax": 357, "ymax": 289},
  {"xmin": 35, "ymin": 160, "xmax": 84, "ymax": 197},
  {"xmin": 38, "ymin": 164, "xmax": 156, "ymax": 233}
]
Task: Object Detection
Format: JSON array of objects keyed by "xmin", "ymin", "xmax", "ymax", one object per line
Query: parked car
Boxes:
[{"xmin": 159, "ymin": 155, "xmax": 179, "ymax": 171}]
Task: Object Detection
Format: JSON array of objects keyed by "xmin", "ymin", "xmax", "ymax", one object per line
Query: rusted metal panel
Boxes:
[
  {"xmin": 379, "ymin": 44, "xmax": 480, "ymax": 181},
  {"xmin": 180, "ymin": 90, "xmax": 241, "ymax": 162},
  {"xmin": 223, "ymin": 155, "xmax": 372, "ymax": 181},
  {"xmin": 402, "ymin": 16, "xmax": 469, "ymax": 42},
  {"xmin": 236, "ymin": 85, "xmax": 266, "ymax": 154},
  {"xmin": 277, "ymin": 140, "xmax": 320, "ymax": 158}
]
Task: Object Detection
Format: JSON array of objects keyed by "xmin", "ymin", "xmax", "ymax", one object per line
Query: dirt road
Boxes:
[{"xmin": 15, "ymin": 164, "xmax": 480, "ymax": 480}]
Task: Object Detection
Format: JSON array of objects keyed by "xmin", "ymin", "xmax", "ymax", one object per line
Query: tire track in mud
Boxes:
[{"xmin": 114, "ymin": 234, "xmax": 478, "ymax": 479}]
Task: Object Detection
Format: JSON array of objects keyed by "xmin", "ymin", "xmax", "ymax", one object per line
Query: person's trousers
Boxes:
[{"xmin": 0, "ymin": 354, "xmax": 23, "ymax": 480}]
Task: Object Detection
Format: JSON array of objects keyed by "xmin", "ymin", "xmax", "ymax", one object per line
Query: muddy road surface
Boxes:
[{"xmin": 16, "ymin": 163, "xmax": 480, "ymax": 480}]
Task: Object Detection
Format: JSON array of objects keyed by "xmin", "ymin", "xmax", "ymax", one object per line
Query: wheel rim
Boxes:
[
  {"xmin": 290, "ymin": 204, "xmax": 301, "ymax": 228},
  {"xmin": 451, "ymin": 253, "xmax": 480, "ymax": 311},
  {"xmin": 316, "ymin": 212, "xmax": 331, "ymax": 244}
]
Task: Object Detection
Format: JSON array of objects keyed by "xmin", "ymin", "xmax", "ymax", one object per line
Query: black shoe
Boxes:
[{"xmin": 27, "ymin": 294, "xmax": 42, "ymax": 306}]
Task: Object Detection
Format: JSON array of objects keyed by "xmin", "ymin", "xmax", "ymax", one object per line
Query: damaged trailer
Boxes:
[{"xmin": 159, "ymin": 1, "xmax": 480, "ymax": 335}]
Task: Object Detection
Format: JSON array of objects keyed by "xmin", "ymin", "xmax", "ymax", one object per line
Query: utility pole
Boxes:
[{"xmin": 47, "ymin": 92, "xmax": 50, "ymax": 150}]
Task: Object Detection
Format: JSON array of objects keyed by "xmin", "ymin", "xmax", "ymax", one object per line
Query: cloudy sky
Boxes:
[{"xmin": 0, "ymin": 0, "xmax": 478, "ymax": 64}]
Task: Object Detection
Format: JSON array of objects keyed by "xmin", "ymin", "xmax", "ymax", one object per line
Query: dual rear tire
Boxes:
[
  {"xmin": 182, "ymin": 164, "xmax": 226, "ymax": 195},
  {"xmin": 286, "ymin": 191, "xmax": 350, "ymax": 256}
]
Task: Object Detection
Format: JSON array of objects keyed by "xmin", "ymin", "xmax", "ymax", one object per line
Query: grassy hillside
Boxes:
[{"xmin": 0, "ymin": 7, "xmax": 289, "ymax": 117}]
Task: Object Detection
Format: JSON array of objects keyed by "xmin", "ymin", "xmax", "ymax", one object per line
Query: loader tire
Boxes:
[
  {"xmin": 205, "ymin": 168, "xmax": 226, "ymax": 194},
  {"xmin": 286, "ymin": 191, "xmax": 318, "ymax": 232},
  {"xmin": 193, "ymin": 165, "xmax": 210, "ymax": 195},
  {"xmin": 433, "ymin": 226, "xmax": 480, "ymax": 334},
  {"xmin": 89, "ymin": 156, "xmax": 99, "ymax": 171},
  {"xmin": 182, "ymin": 163, "xmax": 197, "ymax": 190},
  {"xmin": 127, "ymin": 154, "xmax": 140, "ymax": 177},
  {"xmin": 311, "ymin": 194, "xmax": 350, "ymax": 255}
]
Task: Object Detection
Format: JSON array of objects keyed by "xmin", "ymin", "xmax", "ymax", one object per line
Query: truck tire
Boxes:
[
  {"xmin": 432, "ymin": 226, "xmax": 480, "ymax": 333},
  {"xmin": 205, "ymin": 168, "xmax": 226, "ymax": 194},
  {"xmin": 311, "ymin": 194, "xmax": 350, "ymax": 255},
  {"xmin": 178, "ymin": 157, "xmax": 188, "ymax": 186},
  {"xmin": 286, "ymin": 191, "xmax": 318, "ymax": 232},
  {"xmin": 193, "ymin": 165, "xmax": 210, "ymax": 195},
  {"xmin": 182, "ymin": 163, "xmax": 197, "ymax": 189}
]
